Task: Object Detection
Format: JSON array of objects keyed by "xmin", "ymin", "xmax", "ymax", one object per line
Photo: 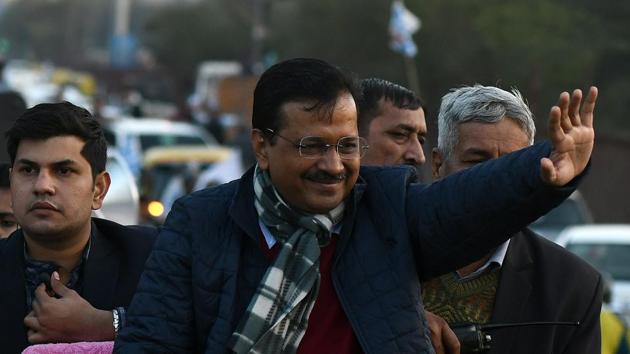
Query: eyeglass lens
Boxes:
[{"xmin": 299, "ymin": 136, "xmax": 366, "ymax": 159}]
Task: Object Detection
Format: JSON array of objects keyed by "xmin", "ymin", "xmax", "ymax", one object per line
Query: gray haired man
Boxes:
[{"xmin": 422, "ymin": 85, "xmax": 603, "ymax": 354}]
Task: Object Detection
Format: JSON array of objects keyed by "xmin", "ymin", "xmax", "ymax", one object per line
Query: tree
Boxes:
[{"xmin": 0, "ymin": 0, "xmax": 112, "ymax": 66}]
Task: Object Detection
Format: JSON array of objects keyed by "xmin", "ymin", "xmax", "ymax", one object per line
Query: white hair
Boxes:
[{"xmin": 437, "ymin": 84, "xmax": 536, "ymax": 159}]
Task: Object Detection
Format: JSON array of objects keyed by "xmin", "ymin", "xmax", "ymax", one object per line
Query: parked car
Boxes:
[
  {"xmin": 101, "ymin": 117, "xmax": 217, "ymax": 179},
  {"xmin": 529, "ymin": 191, "xmax": 593, "ymax": 242},
  {"xmin": 139, "ymin": 145, "xmax": 243, "ymax": 225},
  {"xmin": 557, "ymin": 224, "xmax": 630, "ymax": 322},
  {"xmin": 93, "ymin": 148, "xmax": 140, "ymax": 225}
]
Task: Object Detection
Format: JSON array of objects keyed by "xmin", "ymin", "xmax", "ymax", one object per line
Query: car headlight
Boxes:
[{"xmin": 147, "ymin": 201, "xmax": 165, "ymax": 217}]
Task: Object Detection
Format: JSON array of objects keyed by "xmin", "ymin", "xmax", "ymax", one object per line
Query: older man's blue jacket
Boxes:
[{"xmin": 114, "ymin": 142, "xmax": 581, "ymax": 354}]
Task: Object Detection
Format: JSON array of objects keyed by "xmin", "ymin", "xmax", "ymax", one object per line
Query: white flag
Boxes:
[{"xmin": 389, "ymin": 1, "xmax": 421, "ymax": 57}]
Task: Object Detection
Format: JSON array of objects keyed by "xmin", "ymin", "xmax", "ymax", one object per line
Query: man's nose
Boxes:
[
  {"xmin": 318, "ymin": 147, "xmax": 345, "ymax": 174},
  {"xmin": 33, "ymin": 171, "xmax": 55, "ymax": 195},
  {"xmin": 405, "ymin": 138, "xmax": 426, "ymax": 165}
]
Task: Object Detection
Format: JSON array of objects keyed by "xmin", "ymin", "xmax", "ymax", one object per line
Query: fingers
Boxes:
[
  {"xmin": 426, "ymin": 311, "xmax": 444, "ymax": 354},
  {"xmin": 563, "ymin": 86, "xmax": 598, "ymax": 128},
  {"xmin": 24, "ymin": 312, "xmax": 45, "ymax": 343},
  {"xmin": 568, "ymin": 89, "xmax": 582, "ymax": 126},
  {"xmin": 431, "ymin": 330, "xmax": 445, "ymax": 354},
  {"xmin": 556, "ymin": 92, "xmax": 572, "ymax": 131},
  {"xmin": 32, "ymin": 292, "xmax": 43, "ymax": 316},
  {"xmin": 581, "ymin": 86, "xmax": 598, "ymax": 127},
  {"xmin": 548, "ymin": 106, "xmax": 565, "ymax": 144},
  {"xmin": 442, "ymin": 325, "xmax": 461, "ymax": 354},
  {"xmin": 24, "ymin": 311, "xmax": 39, "ymax": 330},
  {"xmin": 50, "ymin": 271, "xmax": 70, "ymax": 297},
  {"xmin": 33, "ymin": 283, "xmax": 53, "ymax": 305},
  {"xmin": 27, "ymin": 328, "xmax": 46, "ymax": 344},
  {"xmin": 426, "ymin": 311, "xmax": 459, "ymax": 354}
]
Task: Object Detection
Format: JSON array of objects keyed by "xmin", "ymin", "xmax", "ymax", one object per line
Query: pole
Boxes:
[
  {"xmin": 251, "ymin": 0, "xmax": 266, "ymax": 74},
  {"xmin": 404, "ymin": 56, "xmax": 421, "ymax": 96},
  {"xmin": 114, "ymin": 0, "xmax": 131, "ymax": 36}
]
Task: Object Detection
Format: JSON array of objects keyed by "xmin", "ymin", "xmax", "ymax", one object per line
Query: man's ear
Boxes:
[
  {"xmin": 251, "ymin": 129, "xmax": 269, "ymax": 170},
  {"xmin": 431, "ymin": 148, "xmax": 443, "ymax": 180},
  {"xmin": 92, "ymin": 171, "xmax": 111, "ymax": 210}
]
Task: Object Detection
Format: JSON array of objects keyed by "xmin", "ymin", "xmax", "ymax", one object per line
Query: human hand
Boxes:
[
  {"xmin": 426, "ymin": 310, "xmax": 460, "ymax": 354},
  {"xmin": 23, "ymin": 272, "xmax": 114, "ymax": 343},
  {"xmin": 541, "ymin": 86, "xmax": 598, "ymax": 186}
]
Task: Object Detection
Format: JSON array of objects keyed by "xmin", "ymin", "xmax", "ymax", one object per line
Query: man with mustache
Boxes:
[
  {"xmin": 0, "ymin": 102, "xmax": 157, "ymax": 353},
  {"xmin": 358, "ymin": 78, "xmax": 427, "ymax": 169},
  {"xmin": 357, "ymin": 78, "xmax": 460, "ymax": 354},
  {"xmin": 421, "ymin": 85, "xmax": 602, "ymax": 354},
  {"xmin": 115, "ymin": 58, "xmax": 597, "ymax": 354}
]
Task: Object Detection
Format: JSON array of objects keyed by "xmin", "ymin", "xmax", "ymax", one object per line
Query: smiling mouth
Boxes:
[{"xmin": 307, "ymin": 177, "xmax": 344, "ymax": 185}]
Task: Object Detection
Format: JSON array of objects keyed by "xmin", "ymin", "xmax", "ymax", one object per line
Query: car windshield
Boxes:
[
  {"xmin": 139, "ymin": 134, "xmax": 207, "ymax": 152},
  {"xmin": 143, "ymin": 163, "xmax": 212, "ymax": 200},
  {"xmin": 566, "ymin": 243, "xmax": 630, "ymax": 281},
  {"xmin": 531, "ymin": 199, "xmax": 586, "ymax": 227},
  {"xmin": 144, "ymin": 164, "xmax": 184, "ymax": 200}
]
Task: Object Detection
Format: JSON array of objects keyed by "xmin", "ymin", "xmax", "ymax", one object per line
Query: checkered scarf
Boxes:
[{"xmin": 229, "ymin": 165, "xmax": 345, "ymax": 354}]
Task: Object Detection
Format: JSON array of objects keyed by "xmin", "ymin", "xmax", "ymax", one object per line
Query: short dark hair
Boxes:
[
  {"xmin": 358, "ymin": 78, "xmax": 425, "ymax": 136},
  {"xmin": 0, "ymin": 162, "xmax": 9, "ymax": 189},
  {"xmin": 252, "ymin": 58, "xmax": 360, "ymax": 142},
  {"xmin": 5, "ymin": 101, "xmax": 107, "ymax": 179}
]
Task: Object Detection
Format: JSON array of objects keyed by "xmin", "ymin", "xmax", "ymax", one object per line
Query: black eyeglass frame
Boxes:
[{"xmin": 263, "ymin": 128, "xmax": 369, "ymax": 159}]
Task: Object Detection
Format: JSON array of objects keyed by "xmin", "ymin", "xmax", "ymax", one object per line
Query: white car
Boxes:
[
  {"xmin": 557, "ymin": 224, "xmax": 630, "ymax": 320},
  {"xmin": 93, "ymin": 149, "xmax": 140, "ymax": 225},
  {"xmin": 101, "ymin": 117, "xmax": 217, "ymax": 178},
  {"xmin": 139, "ymin": 145, "xmax": 243, "ymax": 225},
  {"xmin": 529, "ymin": 191, "xmax": 593, "ymax": 242}
]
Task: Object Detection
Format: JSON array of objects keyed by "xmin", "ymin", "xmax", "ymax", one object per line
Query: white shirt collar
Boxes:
[
  {"xmin": 258, "ymin": 220, "xmax": 342, "ymax": 249},
  {"xmin": 457, "ymin": 239, "xmax": 511, "ymax": 281}
]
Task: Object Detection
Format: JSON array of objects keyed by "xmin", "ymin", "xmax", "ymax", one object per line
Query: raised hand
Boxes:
[
  {"xmin": 541, "ymin": 86, "xmax": 598, "ymax": 186},
  {"xmin": 23, "ymin": 272, "xmax": 114, "ymax": 343}
]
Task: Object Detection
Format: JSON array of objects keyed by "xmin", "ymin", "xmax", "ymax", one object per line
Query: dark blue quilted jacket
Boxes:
[{"xmin": 114, "ymin": 142, "xmax": 579, "ymax": 353}]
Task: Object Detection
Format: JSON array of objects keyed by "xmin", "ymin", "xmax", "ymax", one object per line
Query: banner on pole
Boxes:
[{"xmin": 389, "ymin": 1, "xmax": 421, "ymax": 58}]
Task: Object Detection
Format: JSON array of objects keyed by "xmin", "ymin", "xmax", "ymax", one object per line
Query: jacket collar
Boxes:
[
  {"xmin": 229, "ymin": 167, "xmax": 262, "ymax": 242},
  {"xmin": 0, "ymin": 221, "xmax": 120, "ymax": 351},
  {"xmin": 0, "ymin": 230, "xmax": 26, "ymax": 296},
  {"xmin": 488, "ymin": 230, "xmax": 534, "ymax": 354},
  {"xmin": 81, "ymin": 220, "xmax": 119, "ymax": 309},
  {"xmin": 0, "ymin": 231, "xmax": 30, "ymax": 350},
  {"xmin": 0, "ymin": 221, "xmax": 119, "ymax": 307}
]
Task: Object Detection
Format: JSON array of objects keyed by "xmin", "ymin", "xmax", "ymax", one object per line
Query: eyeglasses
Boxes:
[{"xmin": 265, "ymin": 128, "xmax": 369, "ymax": 159}]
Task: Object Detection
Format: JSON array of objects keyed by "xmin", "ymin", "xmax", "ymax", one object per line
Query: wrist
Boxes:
[{"xmin": 83, "ymin": 308, "xmax": 116, "ymax": 341}]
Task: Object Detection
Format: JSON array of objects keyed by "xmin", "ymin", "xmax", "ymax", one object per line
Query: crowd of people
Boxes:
[{"xmin": 0, "ymin": 57, "xmax": 627, "ymax": 354}]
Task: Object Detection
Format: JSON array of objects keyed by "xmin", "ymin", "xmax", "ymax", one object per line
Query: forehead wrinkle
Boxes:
[
  {"xmin": 281, "ymin": 97, "xmax": 343, "ymax": 126},
  {"xmin": 377, "ymin": 102, "xmax": 424, "ymax": 124},
  {"xmin": 395, "ymin": 123, "xmax": 418, "ymax": 133},
  {"xmin": 277, "ymin": 101, "xmax": 320, "ymax": 131},
  {"xmin": 281, "ymin": 95, "xmax": 356, "ymax": 133}
]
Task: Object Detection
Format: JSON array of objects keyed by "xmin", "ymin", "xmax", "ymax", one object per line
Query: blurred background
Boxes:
[
  {"xmin": 1, "ymin": 0, "xmax": 628, "ymax": 222},
  {"xmin": 1, "ymin": 0, "xmax": 630, "ymax": 347}
]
